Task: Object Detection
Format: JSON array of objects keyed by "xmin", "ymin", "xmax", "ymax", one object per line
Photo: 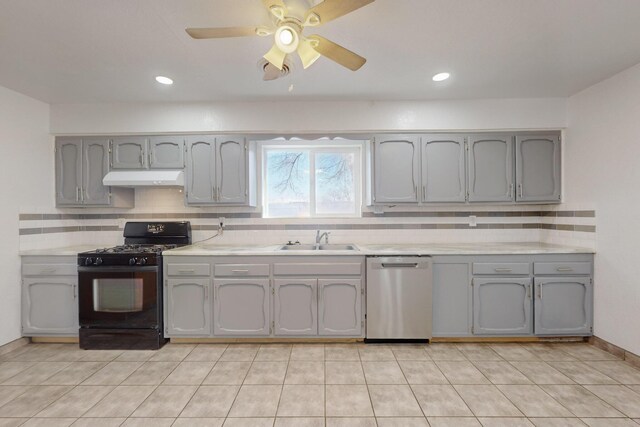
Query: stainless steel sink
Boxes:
[
  {"xmin": 318, "ymin": 244, "xmax": 357, "ymax": 251},
  {"xmin": 278, "ymin": 244, "xmax": 358, "ymax": 251},
  {"xmin": 278, "ymin": 244, "xmax": 318, "ymax": 250}
]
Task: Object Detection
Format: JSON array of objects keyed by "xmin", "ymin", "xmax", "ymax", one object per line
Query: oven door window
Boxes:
[
  {"xmin": 78, "ymin": 268, "xmax": 159, "ymax": 328},
  {"xmin": 93, "ymin": 278, "xmax": 144, "ymax": 313}
]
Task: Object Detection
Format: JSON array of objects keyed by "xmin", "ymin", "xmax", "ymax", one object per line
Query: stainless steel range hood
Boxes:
[{"xmin": 102, "ymin": 170, "xmax": 184, "ymax": 187}]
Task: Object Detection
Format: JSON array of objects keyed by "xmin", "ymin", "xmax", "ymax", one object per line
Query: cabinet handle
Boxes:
[
  {"xmin": 536, "ymin": 284, "xmax": 542, "ymax": 299},
  {"xmin": 76, "ymin": 187, "xmax": 80, "ymax": 202},
  {"xmin": 73, "ymin": 284, "xmax": 77, "ymax": 299},
  {"xmin": 556, "ymin": 267, "xmax": 574, "ymax": 272},
  {"xmin": 81, "ymin": 187, "xmax": 84, "ymax": 202},
  {"xmin": 527, "ymin": 284, "xmax": 532, "ymax": 299},
  {"xmin": 178, "ymin": 269, "xmax": 195, "ymax": 273},
  {"xmin": 494, "ymin": 268, "xmax": 513, "ymax": 272},
  {"xmin": 414, "ymin": 185, "xmax": 418, "ymax": 196},
  {"xmin": 422, "ymin": 185, "xmax": 426, "ymax": 200},
  {"xmin": 510, "ymin": 183, "xmax": 514, "ymax": 198},
  {"xmin": 149, "ymin": 151, "xmax": 153, "ymax": 166},
  {"xmin": 217, "ymin": 186, "xmax": 221, "ymax": 201},
  {"xmin": 212, "ymin": 186, "xmax": 216, "ymax": 201},
  {"xmin": 232, "ymin": 269, "xmax": 249, "ymax": 274},
  {"xmin": 39, "ymin": 268, "xmax": 57, "ymax": 274},
  {"xmin": 518, "ymin": 183, "xmax": 523, "ymax": 198},
  {"xmin": 139, "ymin": 151, "xmax": 144, "ymax": 167}
]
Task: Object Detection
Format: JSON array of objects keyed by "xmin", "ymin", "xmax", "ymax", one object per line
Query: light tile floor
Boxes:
[{"xmin": 0, "ymin": 342, "xmax": 639, "ymax": 426}]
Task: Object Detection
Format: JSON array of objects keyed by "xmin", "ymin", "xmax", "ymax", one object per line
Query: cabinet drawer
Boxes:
[
  {"xmin": 215, "ymin": 264, "xmax": 269, "ymax": 277},
  {"xmin": 22, "ymin": 264, "xmax": 77, "ymax": 276},
  {"xmin": 472, "ymin": 263, "xmax": 530, "ymax": 275},
  {"xmin": 274, "ymin": 263, "xmax": 362, "ymax": 276},
  {"xmin": 167, "ymin": 263, "xmax": 210, "ymax": 276},
  {"xmin": 534, "ymin": 262, "xmax": 592, "ymax": 275}
]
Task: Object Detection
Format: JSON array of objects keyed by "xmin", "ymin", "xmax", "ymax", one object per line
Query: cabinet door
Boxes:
[
  {"xmin": 82, "ymin": 138, "xmax": 111, "ymax": 205},
  {"xmin": 516, "ymin": 135, "xmax": 561, "ymax": 202},
  {"xmin": 111, "ymin": 137, "xmax": 148, "ymax": 169},
  {"xmin": 318, "ymin": 279, "xmax": 362, "ymax": 336},
  {"xmin": 433, "ymin": 262, "xmax": 472, "ymax": 337},
  {"xmin": 421, "ymin": 135, "xmax": 466, "ymax": 202},
  {"xmin": 22, "ymin": 277, "xmax": 78, "ymax": 335},
  {"xmin": 214, "ymin": 278, "xmax": 270, "ymax": 336},
  {"xmin": 216, "ymin": 137, "xmax": 247, "ymax": 204},
  {"xmin": 273, "ymin": 279, "xmax": 317, "ymax": 336},
  {"xmin": 473, "ymin": 277, "xmax": 532, "ymax": 335},
  {"xmin": 373, "ymin": 136, "xmax": 420, "ymax": 203},
  {"xmin": 166, "ymin": 278, "xmax": 211, "ymax": 336},
  {"xmin": 534, "ymin": 277, "xmax": 592, "ymax": 335},
  {"xmin": 468, "ymin": 135, "xmax": 514, "ymax": 202},
  {"xmin": 186, "ymin": 136, "xmax": 216, "ymax": 204},
  {"xmin": 149, "ymin": 136, "xmax": 185, "ymax": 169},
  {"xmin": 55, "ymin": 138, "xmax": 83, "ymax": 206}
]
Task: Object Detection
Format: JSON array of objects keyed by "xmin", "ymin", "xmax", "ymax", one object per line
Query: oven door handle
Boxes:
[{"xmin": 77, "ymin": 266, "xmax": 159, "ymax": 273}]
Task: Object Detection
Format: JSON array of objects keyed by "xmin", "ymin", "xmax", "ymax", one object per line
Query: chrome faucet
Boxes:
[{"xmin": 315, "ymin": 230, "xmax": 331, "ymax": 244}]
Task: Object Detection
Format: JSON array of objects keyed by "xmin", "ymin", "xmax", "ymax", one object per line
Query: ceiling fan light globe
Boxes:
[
  {"xmin": 279, "ymin": 28, "xmax": 294, "ymax": 45},
  {"xmin": 275, "ymin": 25, "xmax": 299, "ymax": 53}
]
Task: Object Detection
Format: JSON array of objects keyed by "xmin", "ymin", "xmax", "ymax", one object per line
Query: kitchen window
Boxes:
[{"xmin": 262, "ymin": 143, "xmax": 362, "ymax": 218}]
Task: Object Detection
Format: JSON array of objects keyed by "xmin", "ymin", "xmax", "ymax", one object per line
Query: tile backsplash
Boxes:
[{"xmin": 18, "ymin": 188, "xmax": 596, "ymax": 251}]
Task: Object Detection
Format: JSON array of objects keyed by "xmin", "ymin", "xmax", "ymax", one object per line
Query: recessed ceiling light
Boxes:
[
  {"xmin": 155, "ymin": 76, "xmax": 173, "ymax": 85},
  {"xmin": 432, "ymin": 72, "xmax": 450, "ymax": 82}
]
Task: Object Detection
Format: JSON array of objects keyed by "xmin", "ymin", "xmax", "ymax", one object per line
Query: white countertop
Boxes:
[
  {"xmin": 19, "ymin": 245, "xmax": 103, "ymax": 256},
  {"xmin": 163, "ymin": 242, "xmax": 595, "ymax": 256}
]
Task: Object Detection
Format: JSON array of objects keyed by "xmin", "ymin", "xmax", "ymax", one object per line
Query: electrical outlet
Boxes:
[{"xmin": 469, "ymin": 215, "xmax": 477, "ymax": 227}]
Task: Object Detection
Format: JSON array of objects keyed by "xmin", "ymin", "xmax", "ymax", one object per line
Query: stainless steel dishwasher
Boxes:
[{"xmin": 365, "ymin": 256, "xmax": 432, "ymax": 342}]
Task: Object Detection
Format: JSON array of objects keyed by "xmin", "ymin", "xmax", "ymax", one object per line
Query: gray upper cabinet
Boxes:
[
  {"xmin": 421, "ymin": 135, "xmax": 466, "ymax": 203},
  {"xmin": 516, "ymin": 135, "xmax": 561, "ymax": 202},
  {"xmin": 22, "ymin": 277, "xmax": 78, "ymax": 335},
  {"xmin": 473, "ymin": 277, "xmax": 532, "ymax": 335},
  {"xmin": 111, "ymin": 136, "xmax": 148, "ymax": 169},
  {"xmin": 216, "ymin": 137, "xmax": 247, "ymax": 204},
  {"xmin": 534, "ymin": 277, "xmax": 592, "ymax": 335},
  {"xmin": 149, "ymin": 136, "xmax": 184, "ymax": 169},
  {"xmin": 213, "ymin": 278, "xmax": 270, "ymax": 336},
  {"xmin": 318, "ymin": 278, "xmax": 362, "ymax": 336},
  {"xmin": 166, "ymin": 278, "xmax": 211, "ymax": 336},
  {"xmin": 186, "ymin": 136, "xmax": 250, "ymax": 205},
  {"xmin": 468, "ymin": 135, "xmax": 514, "ymax": 202},
  {"xmin": 273, "ymin": 278, "xmax": 317, "ymax": 336},
  {"xmin": 82, "ymin": 138, "xmax": 110, "ymax": 205},
  {"xmin": 186, "ymin": 136, "xmax": 216, "ymax": 204},
  {"xmin": 55, "ymin": 138, "xmax": 82, "ymax": 205},
  {"xmin": 373, "ymin": 135, "xmax": 420, "ymax": 203},
  {"xmin": 55, "ymin": 137, "xmax": 132, "ymax": 207}
]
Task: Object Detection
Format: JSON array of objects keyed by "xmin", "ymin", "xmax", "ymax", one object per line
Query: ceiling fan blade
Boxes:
[
  {"xmin": 263, "ymin": 44, "xmax": 287, "ymax": 70},
  {"xmin": 304, "ymin": 0, "xmax": 374, "ymax": 26},
  {"xmin": 307, "ymin": 35, "xmax": 366, "ymax": 71},
  {"xmin": 297, "ymin": 39, "xmax": 322, "ymax": 69},
  {"xmin": 185, "ymin": 27, "xmax": 264, "ymax": 39},
  {"xmin": 262, "ymin": 0, "xmax": 287, "ymax": 20}
]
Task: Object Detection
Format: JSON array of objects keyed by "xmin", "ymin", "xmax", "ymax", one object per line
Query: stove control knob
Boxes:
[
  {"xmin": 129, "ymin": 258, "xmax": 137, "ymax": 266},
  {"xmin": 84, "ymin": 257, "xmax": 94, "ymax": 266},
  {"xmin": 95, "ymin": 257, "xmax": 103, "ymax": 266},
  {"xmin": 138, "ymin": 258, "xmax": 147, "ymax": 265}
]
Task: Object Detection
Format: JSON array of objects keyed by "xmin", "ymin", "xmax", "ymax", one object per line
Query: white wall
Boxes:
[
  {"xmin": 50, "ymin": 98, "xmax": 567, "ymax": 134},
  {"xmin": 0, "ymin": 86, "xmax": 52, "ymax": 346},
  {"xmin": 566, "ymin": 62, "xmax": 640, "ymax": 355}
]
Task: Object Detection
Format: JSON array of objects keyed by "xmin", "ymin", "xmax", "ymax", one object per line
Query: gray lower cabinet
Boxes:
[
  {"xmin": 516, "ymin": 135, "xmax": 561, "ymax": 202},
  {"xmin": 534, "ymin": 276, "xmax": 592, "ymax": 335},
  {"xmin": 318, "ymin": 278, "xmax": 362, "ymax": 336},
  {"xmin": 432, "ymin": 260, "xmax": 472, "ymax": 337},
  {"xmin": 372, "ymin": 135, "xmax": 420, "ymax": 203},
  {"xmin": 273, "ymin": 279, "xmax": 317, "ymax": 336},
  {"xmin": 421, "ymin": 135, "xmax": 466, "ymax": 202},
  {"xmin": 473, "ymin": 277, "xmax": 533, "ymax": 335},
  {"xmin": 21, "ymin": 256, "xmax": 78, "ymax": 336},
  {"xmin": 55, "ymin": 137, "xmax": 134, "ymax": 207},
  {"xmin": 166, "ymin": 278, "xmax": 211, "ymax": 336},
  {"xmin": 213, "ymin": 278, "xmax": 270, "ymax": 336},
  {"xmin": 468, "ymin": 135, "xmax": 514, "ymax": 202}
]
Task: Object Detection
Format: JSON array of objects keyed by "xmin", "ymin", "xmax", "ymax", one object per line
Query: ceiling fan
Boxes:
[{"xmin": 186, "ymin": 0, "xmax": 374, "ymax": 74}]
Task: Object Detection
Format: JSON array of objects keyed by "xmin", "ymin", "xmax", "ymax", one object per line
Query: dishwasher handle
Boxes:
[{"xmin": 381, "ymin": 263, "xmax": 419, "ymax": 268}]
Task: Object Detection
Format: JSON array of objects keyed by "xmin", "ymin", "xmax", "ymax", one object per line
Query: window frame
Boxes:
[{"xmin": 261, "ymin": 140, "xmax": 364, "ymax": 219}]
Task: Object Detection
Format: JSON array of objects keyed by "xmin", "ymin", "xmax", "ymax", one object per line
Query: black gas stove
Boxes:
[{"xmin": 77, "ymin": 221, "xmax": 191, "ymax": 350}]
